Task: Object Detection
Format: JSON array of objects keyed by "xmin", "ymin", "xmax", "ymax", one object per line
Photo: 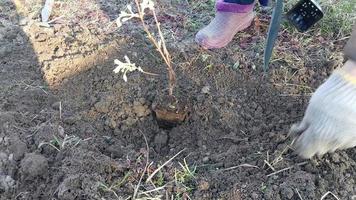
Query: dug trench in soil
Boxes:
[{"xmin": 1, "ymin": 0, "xmax": 356, "ymax": 200}]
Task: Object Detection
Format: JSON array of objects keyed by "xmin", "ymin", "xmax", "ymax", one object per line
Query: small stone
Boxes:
[
  {"xmin": 114, "ymin": 83, "xmax": 121, "ymax": 89},
  {"xmin": 202, "ymin": 156, "xmax": 209, "ymax": 163},
  {"xmin": 34, "ymin": 32, "xmax": 48, "ymax": 42},
  {"xmin": 57, "ymin": 175, "xmax": 81, "ymax": 200},
  {"xmin": 20, "ymin": 153, "xmax": 48, "ymax": 179},
  {"xmin": 120, "ymin": 125, "xmax": 129, "ymax": 131},
  {"xmin": 107, "ymin": 145, "xmax": 124, "ymax": 159},
  {"xmin": 133, "ymin": 100, "xmax": 141, "ymax": 106},
  {"xmin": 123, "ymin": 117, "xmax": 137, "ymax": 127},
  {"xmin": 51, "ymin": 102, "xmax": 60, "ymax": 110},
  {"xmin": 89, "ymin": 96, "xmax": 98, "ymax": 105},
  {"xmin": 94, "ymin": 100, "xmax": 110, "ymax": 113},
  {"xmin": 251, "ymin": 192, "xmax": 259, "ymax": 199},
  {"xmin": 251, "ymin": 102, "xmax": 258, "ymax": 109},
  {"xmin": 55, "ymin": 46, "xmax": 65, "ymax": 57},
  {"xmin": 0, "ymin": 175, "xmax": 15, "ymax": 192},
  {"xmin": 63, "ymin": 116, "xmax": 78, "ymax": 125},
  {"xmin": 154, "ymin": 132, "xmax": 168, "ymax": 146},
  {"xmin": 201, "ymin": 86, "xmax": 210, "ymax": 94},
  {"xmin": 3, "ymin": 137, "xmax": 10, "ymax": 146},
  {"xmin": 252, "ymin": 127, "xmax": 261, "ymax": 135},
  {"xmin": 122, "ymin": 103, "xmax": 133, "ymax": 116},
  {"xmin": 217, "ymin": 97, "xmax": 225, "ymax": 104},
  {"xmin": 268, "ymin": 132, "xmax": 275, "ymax": 138},
  {"xmin": 58, "ymin": 125, "xmax": 65, "ymax": 137},
  {"xmin": 264, "ymin": 187, "xmax": 274, "ymax": 199},
  {"xmin": 8, "ymin": 154, "xmax": 13, "ymax": 162},
  {"xmin": 133, "ymin": 104, "xmax": 149, "ymax": 117},
  {"xmin": 117, "ymin": 111, "xmax": 125, "ymax": 119},
  {"xmin": 108, "ymin": 118, "xmax": 117, "ymax": 129},
  {"xmin": 19, "ymin": 18, "xmax": 29, "ymax": 26},
  {"xmin": 139, "ymin": 98, "xmax": 146, "ymax": 104},
  {"xmin": 0, "ymin": 47, "xmax": 11, "ymax": 58},
  {"xmin": 331, "ymin": 153, "xmax": 340, "ymax": 163},
  {"xmin": 0, "ymin": 152, "xmax": 8, "ymax": 162},
  {"xmin": 198, "ymin": 180, "xmax": 210, "ymax": 191},
  {"xmin": 8, "ymin": 140, "xmax": 27, "ymax": 161},
  {"xmin": 280, "ymin": 186, "xmax": 294, "ymax": 199}
]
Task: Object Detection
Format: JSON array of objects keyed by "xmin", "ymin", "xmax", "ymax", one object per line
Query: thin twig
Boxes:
[
  {"xmin": 142, "ymin": 71, "xmax": 159, "ymax": 76},
  {"xmin": 59, "ymin": 101, "xmax": 62, "ymax": 120},
  {"xmin": 264, "ymin": 160, "xmax": 276, "ymax": 171},
  {"xmin": 15, "ymin": 192, "xmax": 29, "ymax": 199},
  {"xmin": 271, "ymin": 144, "xmax": 293, "ymax": 166},
  {"xmin": 266, "ymin": 161, "xmax": 308, "ymax": 177},
  {"xmin": 38, "ymin": 142, "xmax": 60, "ymax": 152},
  {"xmin": 135, "ymin": 0, "xmax": 169, "ymax": 66},
  {"xmin": 98, "ymin": 182, "xmax": 120, "ymax": 199},
  {"xmin": 219, "ymin": 164, "xmax": 259, "ymax": 172},
  {"xmin": 151, "ymin": 10, "xmax": 176, "ymax": 95},
  {"xmin": 48, "ymin": 15, "xmax": 64, "ymax": 24},
  {"xmin": 133, "ymin": 0, "xmax": 176, "ymax": 95},
  {"xmin": 133, "ymin": 131, "xmax": 150, "ymax": 199},
  {"xmin": 146, "ymin": 149, "xmax": 185, "ymax": 183},
  {"xmin": 279, "ymin": 93, "xmax": 313, "ymax": 97},
  {"xmin": 138, "ymin": 184, "xmax": 167, "ymax": 196},
  {"xmin": 295, "ymin": 188, "xmax": 304, "ymax": 200},
  {"xmin": 19, "ymin": 81, "xmax": 48, "ymax": 95},
  {"xmin": 320, "ymin": 191, "xmax": 340, "ymax": 200}
]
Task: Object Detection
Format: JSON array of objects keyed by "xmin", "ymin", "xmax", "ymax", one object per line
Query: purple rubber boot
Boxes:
[{"xmin": 195, "ymin": 0, "xmax": 255, "ymax": 49}]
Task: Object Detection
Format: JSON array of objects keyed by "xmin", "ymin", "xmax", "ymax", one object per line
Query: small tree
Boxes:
[{"xmin": 115, "ymin": 0, "xmax": 176, "ymax": 96}]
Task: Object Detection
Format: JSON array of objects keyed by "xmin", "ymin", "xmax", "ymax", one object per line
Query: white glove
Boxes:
[{"xmin": 290, "ymin": 60, "xmax": 356, "ymax": 158}]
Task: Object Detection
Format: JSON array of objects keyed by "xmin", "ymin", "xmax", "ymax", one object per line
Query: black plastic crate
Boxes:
[{"xmin": 287, "ymin": 0, "xmax": 324, "ymax": 32}]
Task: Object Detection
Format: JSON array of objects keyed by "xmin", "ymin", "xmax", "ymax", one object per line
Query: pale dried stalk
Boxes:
[{"xmin": 134, "ymin": 0, "xmax": 176, "ymax": 96}]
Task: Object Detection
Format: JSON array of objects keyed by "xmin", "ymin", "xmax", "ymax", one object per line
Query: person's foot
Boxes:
[{"xmin": 195, "ymin": 10, "xmax": 255, "ymax": 49}]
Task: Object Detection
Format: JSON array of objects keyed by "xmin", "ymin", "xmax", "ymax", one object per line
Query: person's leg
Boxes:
[
  {"xmin": 226, "ymin": 0, "xmax": 268, "ymax": 6},
  {"xmin": 258, "ymin": 0, "xmax": 269, "ymax": 7},
  {"xmin": 195, "ymin": 0, "xmax": 255, "ymax": 49}
]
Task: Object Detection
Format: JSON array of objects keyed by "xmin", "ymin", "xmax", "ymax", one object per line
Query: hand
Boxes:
[{"xmin": 290, "ymin": 60, "xmax": 356, "ymax": 158}]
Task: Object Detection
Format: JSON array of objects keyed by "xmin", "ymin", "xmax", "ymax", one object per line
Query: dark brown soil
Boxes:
[{"xmin": 1, "ymin": 0, "xmax": 355, "ymax": 200}]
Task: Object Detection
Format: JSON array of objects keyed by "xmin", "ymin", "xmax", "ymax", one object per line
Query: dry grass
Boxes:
[{"xmin": 97, "ymin": 132, "xmax": 195, "ymax": 200}]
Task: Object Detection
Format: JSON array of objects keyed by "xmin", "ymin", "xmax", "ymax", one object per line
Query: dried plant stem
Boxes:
[
  {"xmin": 142, "ymin": 71, "xmax": 159, "ymax": 76},
  {"xmin": 266, "ymin": 161, "xmax": 308, "ymax": 177},
  {"xmin": 134, "ymin": 0, "xmax": 176, "ymax": 96},
  {"xmin": 146, "ymin": 149, "xmax": 185, "ymax": 183},
  {"xmin": 133, "ymin": 132, "xmax": 150, "ymax": 199}
]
